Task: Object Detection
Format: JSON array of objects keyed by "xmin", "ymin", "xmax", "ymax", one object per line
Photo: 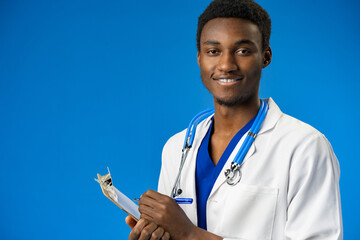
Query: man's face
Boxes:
[{"xmin": 197, "ymin": 18, "xmax": 271, "ymax": 107}]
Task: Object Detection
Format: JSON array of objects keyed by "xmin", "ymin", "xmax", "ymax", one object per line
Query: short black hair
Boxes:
[{"xmin": 197, "ymin": 0, "xmax": 271, "ymax": 52}]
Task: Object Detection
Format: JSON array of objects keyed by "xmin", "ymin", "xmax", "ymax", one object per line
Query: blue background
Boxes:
[{"xmin": 1, "ymin": 0, "xmax": 359, "ymax": 239}]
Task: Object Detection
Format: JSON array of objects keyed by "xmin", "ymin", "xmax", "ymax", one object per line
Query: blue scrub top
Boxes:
[{"xmin": 195, "ymin": 117, "xmax": 255, "ymax": 230}]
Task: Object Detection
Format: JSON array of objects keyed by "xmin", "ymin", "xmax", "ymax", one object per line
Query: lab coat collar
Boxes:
[{"xmin": 258, "ymin": 98, "xmax": 283, "ymax": 136}]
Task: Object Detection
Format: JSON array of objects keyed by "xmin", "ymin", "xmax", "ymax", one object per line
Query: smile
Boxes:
[
  {"xmin": 214, "ymin": 77, "xmax": 243, "ymax": 86},
  {"xmin": 218, "ymin": 79, "xmax": 239, "ymax": 83}
]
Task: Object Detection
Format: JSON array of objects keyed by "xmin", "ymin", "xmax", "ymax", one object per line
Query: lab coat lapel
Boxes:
[
  {"xmin": 181, "ymin": 145, "xmax": 198, "ymax": 224},
  {"xmin": 208, "ymin": 98, "xmax": 282, "ymax": 199},
  {"xmin": 208, "ymin": 134, "xmax": 256, "ymax": 198}
]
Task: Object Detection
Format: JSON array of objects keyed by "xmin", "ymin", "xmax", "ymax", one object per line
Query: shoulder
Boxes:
[
  {"xmin": 270, "ymin": 108, "xmax": 338, "ymax": 178},
  {"xmin": 283, "ymin": 114, "xmax": 335, "ymax": 157},
  {"xmin": 265, "ymin": 98, "xmax": 337, "ymax": 166},
  {"xmin": 161, "ymin": 113, "xmax": 213, "ymax": 157},
  {"xmin": 161, "ymin": 129, "xmax": 186, "ymax": 160},
  {"xmin": 279, "ymin": 114, "xmax": 332, "ymax": 151},
  {"xmin": 277, "ymin": 113, "xmax": 324, "ymax": 141},
  {"xmin": 266, "ymin": 98, "xmax": 330, "ymax": 148}
]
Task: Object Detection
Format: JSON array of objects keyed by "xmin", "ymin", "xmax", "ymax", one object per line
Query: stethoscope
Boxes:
[{"xmin": 171, "ymin": 99, "xmax": 269, "ymax": 198}]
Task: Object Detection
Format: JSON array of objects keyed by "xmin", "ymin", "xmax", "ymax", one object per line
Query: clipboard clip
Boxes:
[{"xmin": 94, "ymin": 167, "xmax": 118, "ymax": 202}]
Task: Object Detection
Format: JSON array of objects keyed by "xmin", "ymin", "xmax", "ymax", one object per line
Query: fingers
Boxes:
[
  {"xmin": 129, "ymin": 218, "xmax": 148, "ymax": 240},
  {"xmin": 129, "ymin": 218, "xmax": 163, "ymax": 240},
  {"xmin": 161, "ymin": 232, "xmax": 170, "ymax": 240},
  {"xmin": 138, "ymin": 193, "xmax": 166, "ymax": 225},
  {"xmin": 140, "ymin": 213, "xmax": 153, "ymax": 222},
  {"xmin": 139, "ymin": 222, "xmax": 157, "ymax": 240},
  {"xmin": 150, "ymin": 227, "xmax": 164, "ymax": 240},
  {"xmin": 139, "ymin": 194, "xmax": 163, "ymax": 208},
  {"xmin": 125, "ymin": 215, "xmax": 137, "ymax": 229},
  {"xmin": 139, "ymin": 190, "xmax": 175, "ymax": 215},
  {"xmin": 141, "ymin": 189, "xmax": 164, "ymax": 201},
  {"xmin": 138, "ymin": 201, "xmax": 160, "ymax": 222}
]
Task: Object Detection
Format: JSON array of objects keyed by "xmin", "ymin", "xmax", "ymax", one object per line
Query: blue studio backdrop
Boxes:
[{"xmin": 1, "ymin": 0, "xmax": 359, "ymax": 239}]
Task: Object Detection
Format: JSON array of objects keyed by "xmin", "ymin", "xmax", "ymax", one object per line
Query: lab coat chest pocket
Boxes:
[{"xmin": 208, "ymin": 184, "xmax": 279, "ymax": 240}]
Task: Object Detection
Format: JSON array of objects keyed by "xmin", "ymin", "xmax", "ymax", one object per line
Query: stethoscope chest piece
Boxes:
[{"xmin": 225, "ymin": 162, "xmax": 242, "ymax": 185}]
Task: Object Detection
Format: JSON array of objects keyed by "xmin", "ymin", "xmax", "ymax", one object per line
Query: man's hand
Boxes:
[
  {"xmin": 138, "ymin": 190, "xmax": 199, "ymax": 240},
  {"xmin": 125, "ymin": 215, "xmax": 170, "ymax": 240}
]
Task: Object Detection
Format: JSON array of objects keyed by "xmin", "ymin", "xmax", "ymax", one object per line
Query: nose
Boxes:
[{"xmin": 217, "ymin": 52, "xmax": 238, "ymax": 72}]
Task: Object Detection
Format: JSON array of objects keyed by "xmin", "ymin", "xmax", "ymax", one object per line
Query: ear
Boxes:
[
  {"xmin": 262, "ymin": 46, "xmax": 272, "ymax": 68},
  {"xmin": 197, "ymin": 52, "xmax": 200, "ymax": 66}
]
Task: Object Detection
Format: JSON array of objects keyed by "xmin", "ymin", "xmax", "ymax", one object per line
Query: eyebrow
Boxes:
[
  {"xmin": 203, "ymin": 40, "xmax": 221, "ymax": 45},
  {"xmin": 202, "ymin": 39, "xmax": 256, "ymax": 46},
  {"xmin": 234, "ymin": 39, "xmax": 256, "ymax": 46}
]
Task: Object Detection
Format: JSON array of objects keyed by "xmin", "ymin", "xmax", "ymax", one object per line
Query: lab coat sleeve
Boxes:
[{"xmin": 284, "ymin": 133, "xmax": 343, "ymax": 239}]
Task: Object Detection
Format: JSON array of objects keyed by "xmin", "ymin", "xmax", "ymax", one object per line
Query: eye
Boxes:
[
  {"xmin": 206, "ymin": 49, "xmax": 219, "ymax": 55},
  {"xmin": 236, "ymin": 49, "xmax": 251, "ymax": 55}
]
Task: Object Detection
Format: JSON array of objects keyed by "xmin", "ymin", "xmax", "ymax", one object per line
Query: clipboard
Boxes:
[{"xmin": 95, "ymin": 168, "xmax": 140, "ymax": 221}]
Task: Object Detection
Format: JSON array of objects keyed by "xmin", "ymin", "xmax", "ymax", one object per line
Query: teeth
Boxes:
[{"xmin": 218, "ymin": 79, "xmax": 237, "ymax": 83}]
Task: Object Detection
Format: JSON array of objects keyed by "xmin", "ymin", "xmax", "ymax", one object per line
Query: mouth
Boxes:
[
  {"xmin": 218, "ymin": 79, "xmax": 239, "ymax": 83},
  {"xmin": 213, "ymin": 76, "xmax": 243, "ymax": 86}
]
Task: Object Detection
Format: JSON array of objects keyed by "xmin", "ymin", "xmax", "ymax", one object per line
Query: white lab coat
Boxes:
[{"xmin": 158, "ymin": 98, "xmax": 343, "ymax": 240}]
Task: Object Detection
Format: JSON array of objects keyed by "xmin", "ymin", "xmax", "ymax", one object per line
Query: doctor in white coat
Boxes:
[{"xmin": 126, "ymin": 0, "xmax": 343, "ymax": 239}]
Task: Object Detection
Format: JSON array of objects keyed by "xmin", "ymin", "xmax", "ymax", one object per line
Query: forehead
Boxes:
[{"xmin": 200, "ymin": 18, "xmax": 262, "ymax": 47}]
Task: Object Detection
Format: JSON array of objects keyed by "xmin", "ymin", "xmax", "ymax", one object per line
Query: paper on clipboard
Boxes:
[{"xmin": 95, "ymin": 168, "xmax": 140, "ymax": 221}]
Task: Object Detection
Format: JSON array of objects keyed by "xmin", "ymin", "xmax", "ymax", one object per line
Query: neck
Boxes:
[{"xmin": 213, "ymin": 96, "xmax": 260, "ymax": 137}]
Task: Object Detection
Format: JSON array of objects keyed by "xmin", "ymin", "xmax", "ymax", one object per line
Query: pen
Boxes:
[{"xmin": 133, "ymin": 197, "xmax": 193, "ymax": 204}]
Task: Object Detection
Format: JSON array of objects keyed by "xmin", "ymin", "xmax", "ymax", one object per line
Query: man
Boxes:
[{"xmin": 126, "ymin": 0, "xmax": 343, "ymax": 239}]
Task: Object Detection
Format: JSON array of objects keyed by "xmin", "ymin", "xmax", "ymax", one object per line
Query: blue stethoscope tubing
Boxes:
[
  {"xmin": 224, "ymin": 99, "xmax": 269, "ymax": 185},
  {"xmin": 183, "ymin": 107, "xmax": 215, "ymax": 149},
  {"xmin": 172, "ymin": 107, "xmax": 215, "ymax": 198},
  {"xmin": 233, "ymin": 99, "xmax": 268, "ymax": 165},
  {"xmin": 171, "ymin": 99, "xmax": 269, "ymax": 198}
]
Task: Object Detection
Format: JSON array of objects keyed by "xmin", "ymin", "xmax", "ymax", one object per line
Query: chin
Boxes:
[
  {"xmin": 214, "ymin": 89, "xmax": 259, "ymax": 107},
  {"xmin": 215, "ymin": 96, "xmax": 250, "ymax": 107}
]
